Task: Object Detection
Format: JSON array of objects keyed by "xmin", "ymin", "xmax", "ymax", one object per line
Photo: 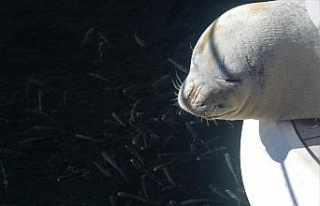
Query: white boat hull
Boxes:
[{"xmin": 240, "ymin": 119, "xmax": 320, "ymax": 206}]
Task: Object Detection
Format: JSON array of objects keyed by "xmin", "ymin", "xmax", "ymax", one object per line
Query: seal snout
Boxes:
[{"xmin": 178, "ymin": 80, "xmax": 223, "ymax": 118}]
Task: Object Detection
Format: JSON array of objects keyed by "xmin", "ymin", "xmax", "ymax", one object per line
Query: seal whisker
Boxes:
[
  {"xmin": 176, "ymin": 108, "xmax": 181, "ymax": 115},
  {"xmin": 212, "ymin": 119, "xmax": 218, "ymax": 126},
  {"xmin": 213, "ymin": 106, "xmax": 219, "ymax": 115},
  {"xmin": 189, "ymin": 41, "xmax": 194, "ymax": 51},
  {"xmin": 172, "ymin": 79, "xmax": 181, "ymax": 91},
  {"xmin": 176, "ymin": 108, "xmax": 185, "ymax": 116},
  {"xmin": 175, "ymin": 71, "xmax": 183, "ymax": 86},
  {"xmin": 175, "ymin": 79, "xmax": 182, "ymax": 89}
]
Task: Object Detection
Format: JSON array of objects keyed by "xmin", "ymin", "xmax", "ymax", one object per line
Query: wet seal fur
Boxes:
[{"xmin": 178, "ymin": 1, "xmax": 320, "ymax": 121}]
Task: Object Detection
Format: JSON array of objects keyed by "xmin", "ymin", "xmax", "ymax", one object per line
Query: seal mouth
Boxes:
[
  {"xmin": 183, "ymin": 103, "xmax": 237, "ymax": 121},
  {"xmin": 201, "ymin": 107, "xmax": 238, "ymax": 120}
]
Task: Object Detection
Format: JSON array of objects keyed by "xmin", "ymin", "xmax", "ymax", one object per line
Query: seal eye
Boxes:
[
  {"xmin": 216, "ymin": 104, "xmax": 224, "ymax": 109},
  {"xmin": 225, "ymin": 78, "xmax": 241, "ymax": 83}
]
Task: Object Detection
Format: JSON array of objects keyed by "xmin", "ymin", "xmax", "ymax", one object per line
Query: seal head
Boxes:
[{"xmin": 178, "ymin": 1, "xmax": 320, "ymax": 121}]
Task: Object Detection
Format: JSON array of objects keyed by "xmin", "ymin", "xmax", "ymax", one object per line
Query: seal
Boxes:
[{"xmin": 178, "ymin": 0, "xmax": 320, "ymax": 121}]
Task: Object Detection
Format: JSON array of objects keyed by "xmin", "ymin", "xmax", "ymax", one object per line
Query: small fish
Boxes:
[
  {"xmin": 141, "ymin": 175, "xmax": 149, "ymax": 200},
  {"xmin": 186, "ymin": 122, "xmax": 210, "ymax": 149},
  {"xmin": 179, "ymin": 198, "xmax": 219, "ymax": 205},
  {"xmin": 163, "ymin": 168, "xmax": 176, "ymax": 185},
  {"xmin": 97, "ymin": 32, "xmax": 110, "ymax": 45},
  {"xmin": 98, "ymin": 41, "xmax": 104, "ymax": 61},
  {"xmin": 146, "ymin": 117, "xmax": 161, "ymax": 123},
  {"xmin": 225, "ymin": 189, "xmax": 240, "ymax": 201},
  {"xmin": 161, "ymin": 184, "xmax": 191, "ymax": 192},
  {"xmin": 0, "ymin": 148, "xmax": 25, "ymax": 157},
  {"xmin": 225, "ymin": 189, "xmax": 249, "ymax": 205},
  {"xmin": 204, "ymin": 132, "xmax": 234, "ymax": 145},
  {"xmin": 130, "ymin": 159, "xmax": 161, "ymax": 185},
  {"xmin": 108, "ymin": 195, "xmax": 117, "ymax": 206},
  {"xmin": 141, "ymin": 133, "xmax": 149, "ymax": 150},
  {"xmin": 130, "ymin": 158, "xmax": 145, "ymax": 173},
  {"xmin": 131, "ymin": 132, "xmax": 143, "ymax": 145},
  {"xmin": 19, "ymin": 136, "xmax": 52, "ymax": 145},
  {"xmin": 93, "ymin": 162, "xmax": 112, "ymax": 177},
  {"xmin": 166, "ymin": 200, "xmax": 178, "ymax": 206},
  {"xmin": 117, "ymin": 192, "xmax": 161, "ymax": 205},
  {"xmin": 129, "ymin": 99, "xmax": 141, "ymax": 125},
  {"xmin": 26, "ymin": 78, "xmax": 49, "ymax": 88},
  {"xmin": 153, "ymin": 161, "xmax": 174, "ymax": 172},
  {"xmin": 225, "ymin": 153, "xmax": 240, "ymax": 186},
  {"xmin": 125, "ymin": 145, "xmax": 144, "ymax": 163},
  {"xmin": 133, "ymin": 31, "xmax": 146, "ymax": 48},
  {"xmin": 122, "ymin": 84, "xmax": 152, "ymax": 95},
  {"xmin": 88, "ymin": 73, "xmax": 111, "ymax": 82},
  {"xmin": 62, "ymin": 90, "xmax": 68, "ymax": 106},
  {"xmin": 157, "ymin": 152, "xmax": 192, "ymax": 158},
  {"xmin": 112, "ymin": 113, "xmax": 127, "ymax": 127},
  {"xmin": 38, "ymin": 89, "xmax": 44, "ymax": 112},
  {"xmin": 101, "ymin": 152, "xmax": 127, "ymax": 181},
  {"xmin": 152, "ymin": 75, "xmax": 172, "ymax": 89},
  {"xmin": 56, "ymin": 174, "xmax": 75, "ymax": 182},
  {"xmin": 25, "ymin": 108, "xmax": 56, "ymax": 123},
  {"xmin": 208, "ymin": 184, "xmax": 230, "ymax": 200},
  {"xmin": 81, "ymin": 27, "xmax": 95, "ymax": 46},
  {"xmin": 32, "ymin": 125, "xmax": 60, "ymax": 131},
  {"xmin": 0, "ymin": 161, "xmax": 8, "ymax": 190},
  {"xmin": 25, "ymin": 78, "xmax": 51, "ymax": 98},
  {"xmin": 75, "ymin": 134, "xmax": 103, "ymax": 143},
  {"xmin": 185, "ymin": 122, "xmax": 198, "ymax": 137},
  {"xmin": 160, "ymin": 115, "xmax": 180, "ymax": 125},
  {"xmin": 167, "ymin": 58, "xmax": 188, "ymax": 73},
  {"xmin": 198, "ymin": 146, "xmax": 227, "ymax": 158}
]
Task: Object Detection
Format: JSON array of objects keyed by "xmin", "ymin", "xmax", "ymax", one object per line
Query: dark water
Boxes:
[{"xmin": 1, "ymin": 0, "xmax": 266, "ymax": 205}]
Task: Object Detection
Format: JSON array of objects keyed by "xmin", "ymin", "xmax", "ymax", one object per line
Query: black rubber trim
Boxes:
[{"xmin": 291, "ymin": 120, "xmax": 320, "ymax": 165}]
